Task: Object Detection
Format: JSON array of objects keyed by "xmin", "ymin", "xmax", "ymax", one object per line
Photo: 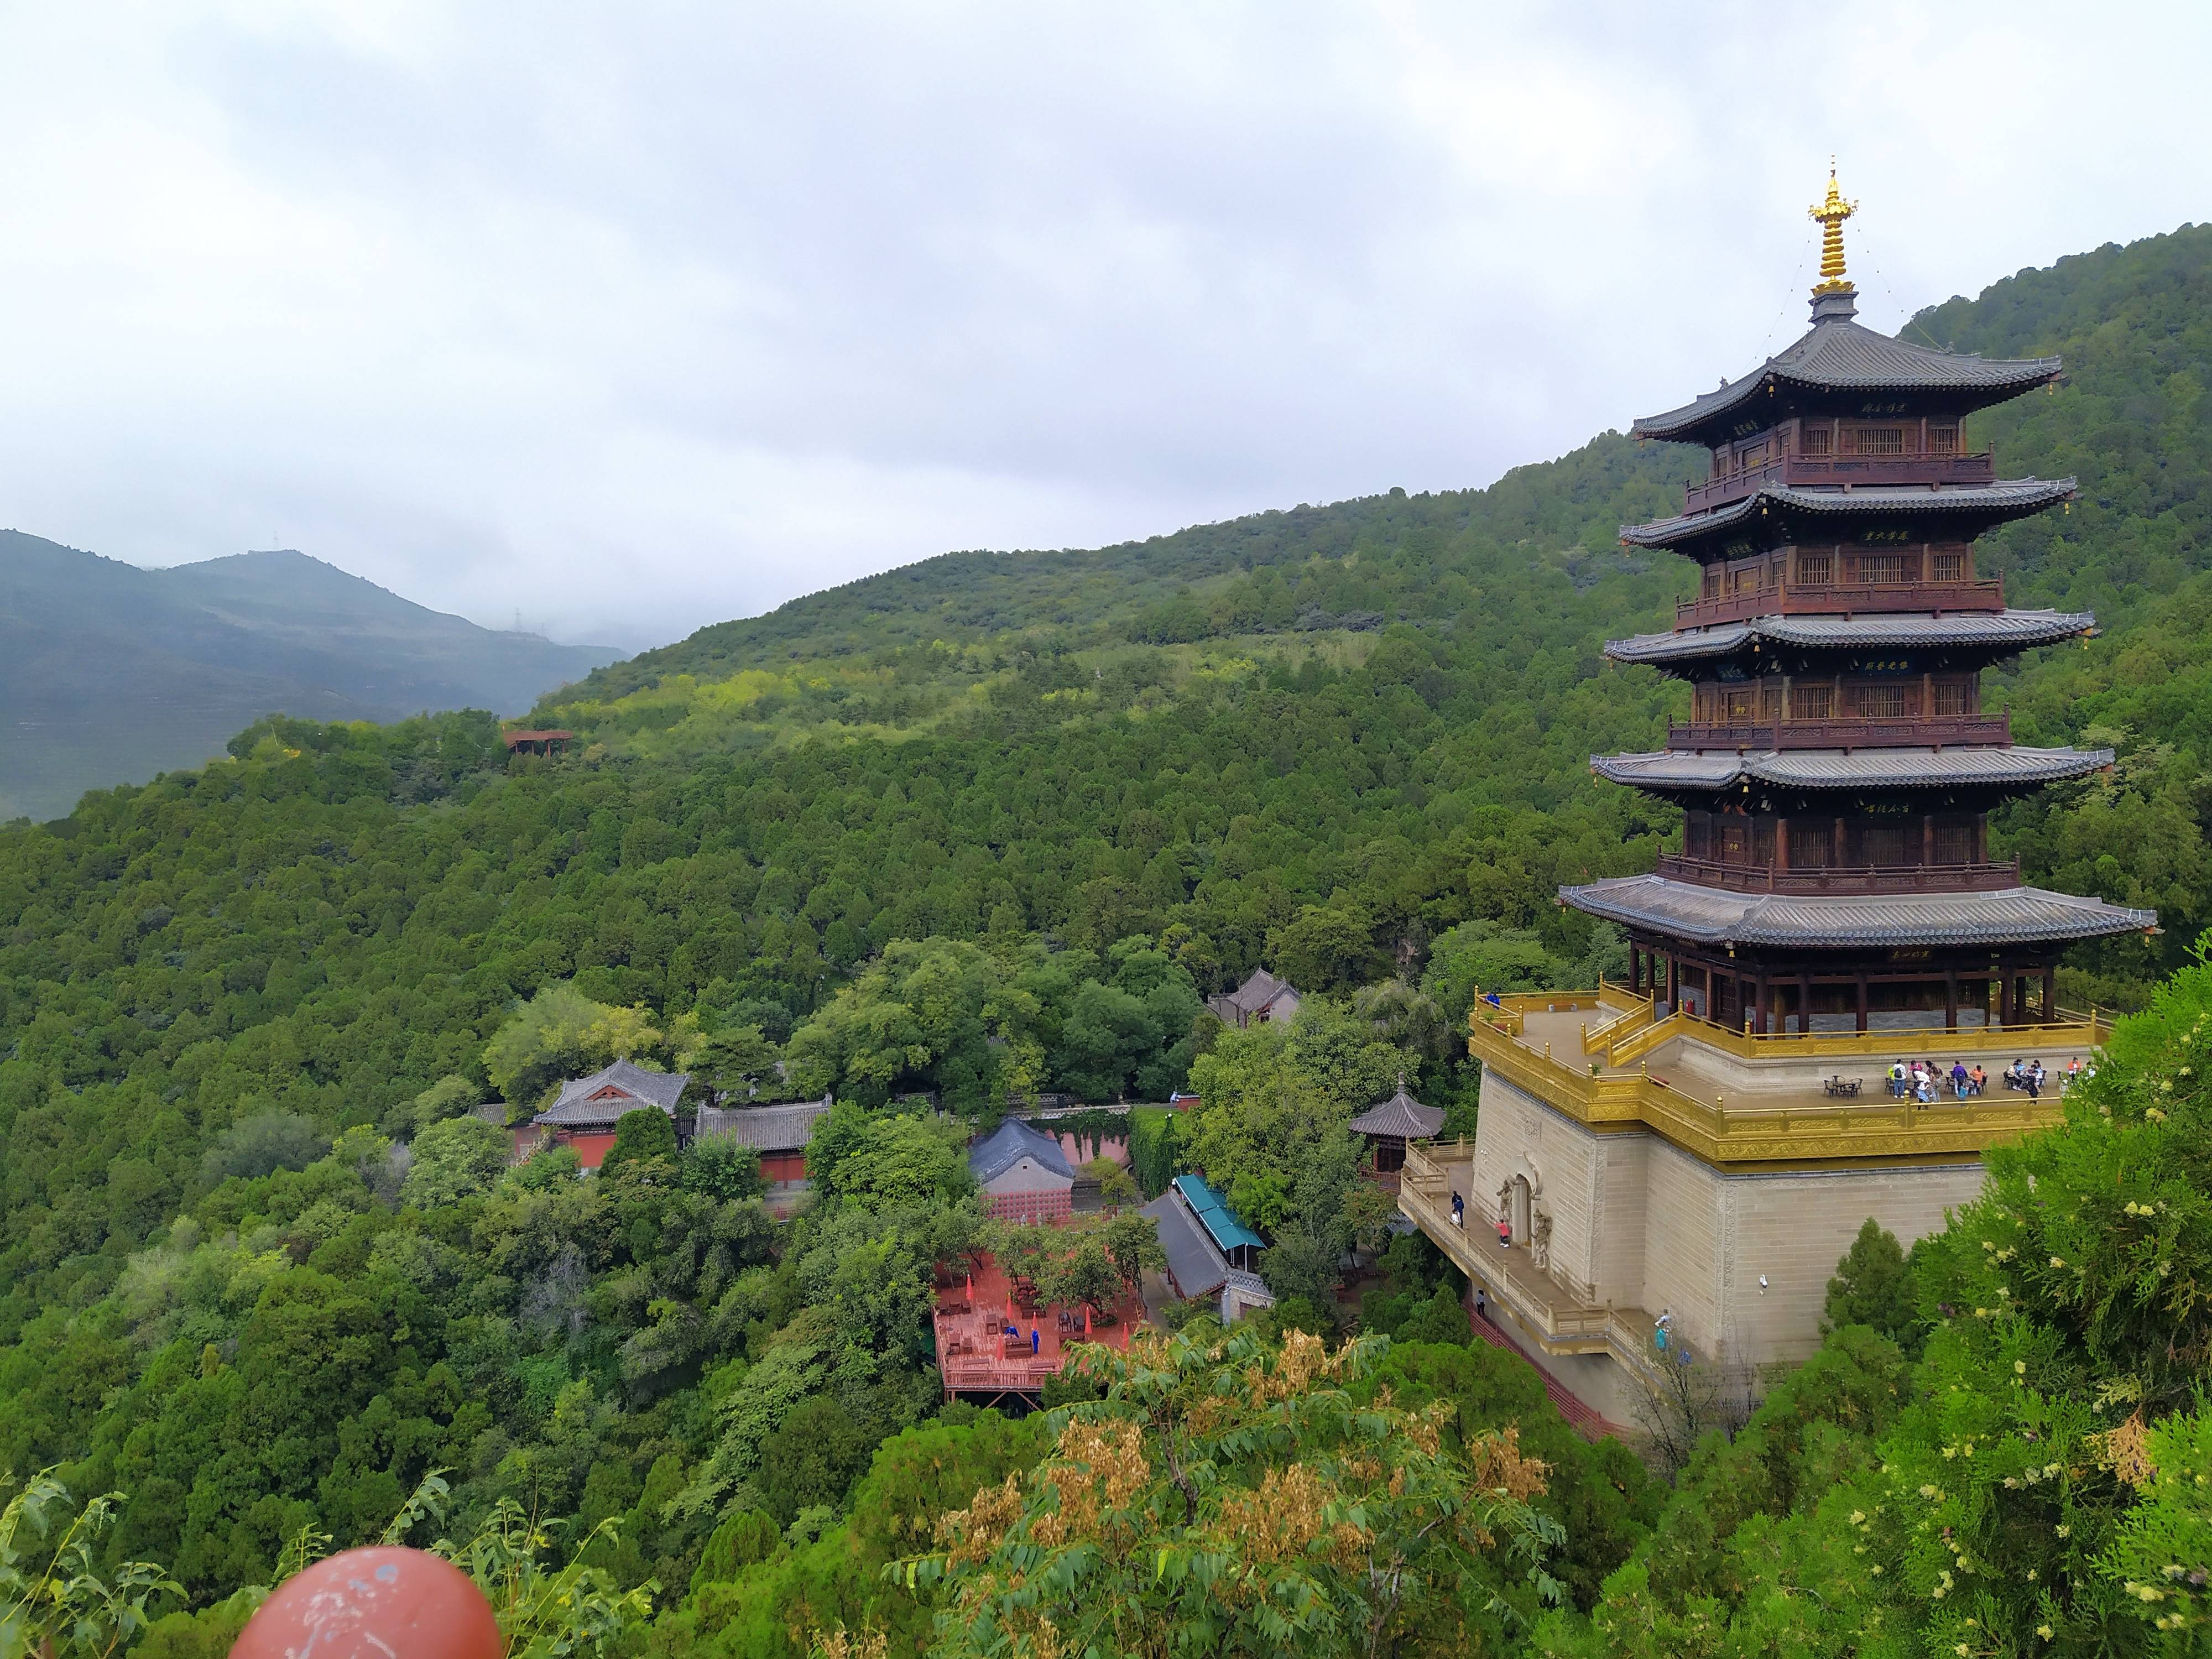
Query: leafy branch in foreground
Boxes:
[
  {"xmin": 895, "ymin": 1324, "xmax": 1562, "ymax": 1658},
  {"xmin": 0, "ymin": 1472, "xmax": 181, "ymax": 1659}
]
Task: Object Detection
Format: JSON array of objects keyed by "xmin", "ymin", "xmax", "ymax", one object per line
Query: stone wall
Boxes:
[{"xmin": 1471, "ymin": 1067, "xmax": 1987, "ymax": 1374}]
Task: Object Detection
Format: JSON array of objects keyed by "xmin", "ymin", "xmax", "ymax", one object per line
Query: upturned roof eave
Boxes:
[
  {"xmin": 1618, "ymin": 478, "xmax": 2078, "ymax": 551},
  {"xmin": 1629, "ymin": 328, "xmax": 2064, "ymax": 445},
  {"xmin": 1588, "ymin": 745, "xmax": 2116, "ymax": 795},
  {"xmin": 1558, "ymin": 874, "xmax": 2157, "ymax": 949},
  {"xmin": 1601, "ymin": 608, "xmax": 2099, "ymax": 666}
]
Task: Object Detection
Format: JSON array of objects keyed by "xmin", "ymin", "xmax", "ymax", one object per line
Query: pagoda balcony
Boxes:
[
  {"xmin": 1684, "ymin": 451, "xmax": 1997, "ymax": 513},
  {"xmin": 1653, "ymin": 852, "xmax": 2022, "ymax": 895},
  {"xmin": 1665, "ymin": 713, "xmax": 2011, "ymax": 751},
  {"xmin": 1676, "ymin": 576, "xmax": 2005, "ymax": 628}
]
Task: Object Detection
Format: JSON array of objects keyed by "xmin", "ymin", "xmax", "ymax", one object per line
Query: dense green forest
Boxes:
[{"xmin": 3, "ymin": 222, "xmax": 2211, "ymax": 1655}]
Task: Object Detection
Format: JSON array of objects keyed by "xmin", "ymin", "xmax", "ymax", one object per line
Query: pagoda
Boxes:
[{"xmin": 1563, "ymin": 173, "xmax": 2156, "ymax": 1034}]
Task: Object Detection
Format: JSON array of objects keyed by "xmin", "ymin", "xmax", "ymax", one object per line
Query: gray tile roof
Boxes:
[
  {"xmin": 1621, "ymin": 479, "xmax": 2077, "ymax": 551},
  {"xmin": 1561, "ymin": 872, "xmax": 2156, "ymax": 948},
  {"xmin": 969, "ymin": 1119, "xmax": 1076, "ymax": 1186},
  {"xmin": 693, "ymin": 1097, "xmax": 832, "ymax": 1152},
  {"xmin": 1348, "ymin": 1079, "xmax": 1446, "ymax": 1140},
  {"xmin": 1605, "ymin": 609, "xmax": 2097, "ymax": 667},
  {"xmin": 1139, "ymin": 1191, "xmax": 1228, "ymax": 1300},
  {"xmin": 1592, "ymin": 744, "xmax": 2112, "ymax": 794},
  {"xmin": 1632, "ymin": 312, "xmax": 2062, "ymax": 445},
  {"xmin": 534, "ymin": 1058, "xmax": 691, "ymax": 1126},
  {"xmin": 1209, "ymin": 968, "xmax": 1300, "ymax": 1019}
]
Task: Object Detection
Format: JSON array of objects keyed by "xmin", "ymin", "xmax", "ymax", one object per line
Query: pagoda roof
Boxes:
[
  {"xmin": 1592, "ymin": 744, "xmax": 2112, "ymax": 795},
  {"xmin": 1632, "ymin": 307, "xmax": 2062, "ymax": 446},
  {"xmin": 1605, "ymin": 609, "xmax": 2096, "ymax": 667},
  {"xmin": 1561, "ymin": 872, "xmax": 2154, "ymax": 949},
  {"xmin": 1348, "ymin": 1078, "xmax": 1446, "ymax": 1140},
  {"xmin": 1621, "ymin": 478, "xmax": 2077, "ymax": 552}
]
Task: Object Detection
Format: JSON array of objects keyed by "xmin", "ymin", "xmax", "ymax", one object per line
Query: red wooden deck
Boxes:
[{"xmin": 934, "ymin": 1254, "xmax": 1142, "ymax": 1400}]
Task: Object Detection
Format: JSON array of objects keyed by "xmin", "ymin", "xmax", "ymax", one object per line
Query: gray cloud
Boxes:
[{"xmin": 0, "ymin": 1, "xmax": 2204, "ymax": 648}]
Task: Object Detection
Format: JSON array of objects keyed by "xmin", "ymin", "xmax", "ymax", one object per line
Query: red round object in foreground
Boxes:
[{"xmin": 231, "ymin": 1546, "xmax": 502, "ymax": 1659}]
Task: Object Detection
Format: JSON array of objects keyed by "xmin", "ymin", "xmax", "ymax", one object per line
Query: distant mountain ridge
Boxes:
[{"xmin": 0, "ymin": 534, "xmax": 622, "ymax": 820}]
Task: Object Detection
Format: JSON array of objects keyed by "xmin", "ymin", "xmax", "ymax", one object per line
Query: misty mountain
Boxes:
[{"xmin": 0, "ymin": 535, "xmax": 622, "ymax": 820}]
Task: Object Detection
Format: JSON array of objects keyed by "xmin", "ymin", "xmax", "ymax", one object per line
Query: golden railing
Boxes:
[
  {"xmin": 1467, "ymin": 1003, "xmax": 2064, "ymax": 1164},
  {"xmin": 1579, "ymin": 988, "xmax": 1656, "ymax": 1055}
]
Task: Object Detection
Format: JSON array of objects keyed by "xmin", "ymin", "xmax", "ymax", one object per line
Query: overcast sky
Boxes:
[{"xmin": 1, "ymin": 2, "xmax": 2207, "ymax": 650}]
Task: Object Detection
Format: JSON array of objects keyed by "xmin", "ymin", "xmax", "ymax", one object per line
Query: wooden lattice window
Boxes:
[
  {"xmin": 1791, "ymin": 684, "xmax": 1835, "ymax": 720},
  {"xmin": 1853, "ymin": 426, "xmax": 1906, "ymax": 455},
  {"xmin": 1855, "ymin": 683, "xmax": 1908, "ymax": 719},
  {"xmin": 1796, "ymin": 550, "xmax": 1833, "ymax": 585},
  {"xmin": 1861, "ymin": 552, "xmax": 1910, "ymax": 584},
  {"xmin": 1928, "ymin": 426, "xmax": 1959, "ymax": 455},
  {"xmin": 1930, "ymin": 550, "xmax": 1964, "ymax": 582},
  {"xmin": 1936, "ymin": 820, "xmax": 1980, "ymax": 864},
  {"xmin": 1760, "ymin": 684, "xmax": 1783, "ymax": 722},
  {"xmin": 1684, "ymin": 813, "xmax": 1713, "ymax": 859},
  {"xmin": 1788, "ymin": 821, "xmax": 1831, "ymax": 868},
  {"xmin": 1801, "ymin": 425, "xmax": 1833, "ymax": 456},
  {"xmin": 1856, "ymin": 824, "xmax": 1910, "ymax": 866},
  {"xmin": 1933, "ymin": 679, "xmax": 1975, "ymax": 716}
]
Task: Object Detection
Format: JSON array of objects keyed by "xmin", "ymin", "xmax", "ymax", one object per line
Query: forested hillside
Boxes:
[
  {"xmin": 1, "ymin": 222, "xmax": 2210, "ymax": 1655},
  {"xmin": 0, "ymin": 537, "xmax": 620, "ymax": 821}
]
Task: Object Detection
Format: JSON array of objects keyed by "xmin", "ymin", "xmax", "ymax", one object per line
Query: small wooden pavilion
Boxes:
[{"xmin": 1349, "ymin": 1077, "xmax": 1445, "ymax": 1175}]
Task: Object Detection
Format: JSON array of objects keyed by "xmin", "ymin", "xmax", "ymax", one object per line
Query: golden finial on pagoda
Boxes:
[{"xmin": 1808, "ymin": 161, "xmax": 1857, "ymax": 294}]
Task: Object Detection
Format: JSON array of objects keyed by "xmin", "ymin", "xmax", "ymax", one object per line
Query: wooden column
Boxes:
[
  {"xmin": 1666, "ymin": 954, "xmax": 1679, "ymax": 1014},
  {"xmin": 1799, "ymin": 973, "xmax": 1814, "ymax": 1035},
  {"xmin": 2042, "ymin": 969, "xmax": 2056, "ymax": 1024},
  {"xmin": 1855, "ymin": 972, "xmax": 1869, "ymax": 1034},
  {"xmin": 1944, "ymin": 971, "xmax": 1958, "ymax": 1032},
  {"xmin": 1754, "ymin": 976, "xmax": 1768, "ymax": 1035},
  {"xmin": 1833, "ymin": 815, "xmax": 1846, "ymax": 865}
]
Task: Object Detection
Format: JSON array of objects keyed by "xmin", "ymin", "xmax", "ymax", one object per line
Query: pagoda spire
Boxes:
[{"xmin": 1808, "ymin": 163, "xmax": 1857, "ymax": 295}]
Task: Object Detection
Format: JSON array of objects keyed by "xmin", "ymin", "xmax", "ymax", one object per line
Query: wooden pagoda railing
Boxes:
[
  {"xmin": 1651, "ymin": 853, "xmax": 2022, "ymax": 895},
  {"xmin": 1665, "ymin": 713, "xmax": 2010, "ymax": 751},
  {"xmin": 1674, "ymin": 576, "xmax": 2005, "ymax": 628},
  {"xmin": 1684, "ymin": 451, "xmax": 1997, "ymax": 513}
]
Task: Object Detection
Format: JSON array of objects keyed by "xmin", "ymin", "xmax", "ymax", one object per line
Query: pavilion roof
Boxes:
[
  {"xmin": 1631, "ymin": 309, "xmax": 2062, "ymax": 446},
  {"xmin": 1349, "ymin": 1079, "xmax": 1446, "ymax": 1140},
  {"xmin": 1561, "ymin": 872, "xmax": 2156, "ymax": 948},
  {"xmin": 534, "ymin": 1058, "xmax": 689, "ymax": 1126},
  {"xmin": 969, "ymin": 1119, "xmax": 1076, "ymax": 1186},
  {"xmin": 1620, "ymin": 478, "xmax": 2076, "ymax": 552},
  {"xmin": 1605, "ymin": 609, "xmax": 2096, "ymax": 668},
  {"xmin": 1591, "ymin": 744, "xmax": 2111, "ymax": 795}
]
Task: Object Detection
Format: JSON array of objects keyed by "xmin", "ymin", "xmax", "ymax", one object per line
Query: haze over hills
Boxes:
[{"xmin": 0, "ymin": 534, "xmax": 624, "ymax": 820}]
